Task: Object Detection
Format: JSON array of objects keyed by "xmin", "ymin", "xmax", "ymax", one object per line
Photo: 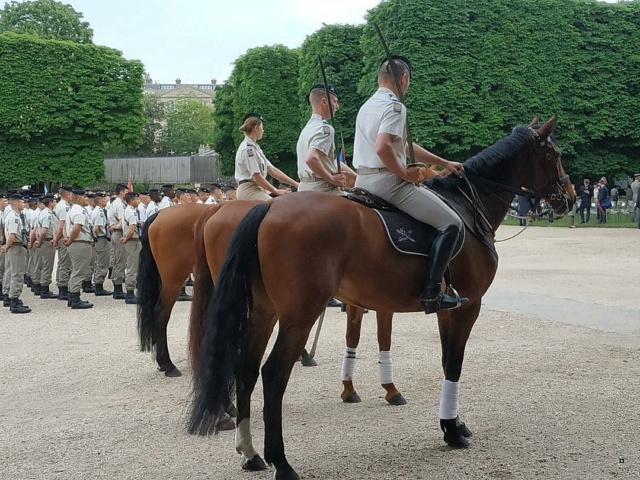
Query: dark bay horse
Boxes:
[
  {"xmin": 187, "ymin": 116, "xmax": 575, "ymax": 480},
  {"xmin": 138, "ymin": 201, "xmax": 406, "ymax": 404}
]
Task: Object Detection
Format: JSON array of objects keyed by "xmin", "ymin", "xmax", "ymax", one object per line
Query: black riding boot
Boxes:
[
  {"xmin": 421, "ymin": 225, "xmax": 468, "ymax": 314},
  {"xmin": 94, "ymin": 283, "xmax": 113, "ymax": 296}
]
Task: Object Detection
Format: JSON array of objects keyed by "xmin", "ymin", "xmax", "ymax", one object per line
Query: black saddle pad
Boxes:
[{"xmin": 346, "ymin": 188, "xmax": 464, "ymax": 258}]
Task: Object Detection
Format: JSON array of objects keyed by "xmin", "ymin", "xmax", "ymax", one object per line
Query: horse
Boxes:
[
  {"xmin": 137, "ymin": 202, "xmax": 214, "ymax": 377},
  {"xmin": 186, "ymin": 116, "xmax": 575, "ymax": 480}
]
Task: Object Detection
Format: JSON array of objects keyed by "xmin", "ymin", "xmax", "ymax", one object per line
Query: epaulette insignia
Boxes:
[
  {"xmin": 247, "ymin": 149, "xmax": 255, "ymax": 157},
  {"xmin": 15, "ymin": 218, "xmax": 19, "ymax": 224},
  {"xmin": 393, "ymin": 103, "xmax": 402, "ymax": 113},
  {"xmin": 323, "ymin": 125, "xmax": 330, "ymax": 134}
]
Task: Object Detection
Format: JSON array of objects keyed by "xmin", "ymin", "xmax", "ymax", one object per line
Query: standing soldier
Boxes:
[
  {"xmin": 64, "ymin": 190, "xmax": 94, "ymax": 309},
  {"xmin": 90, "ymin": 192, "xmax": 113, "ymax": 296},
  {"xmin": 28, "ymin": 196, "xmax": 45, "ymax": 296},
  {"xmin": 0, "ymin": 193, "xmax": 8, "ymax": 304},
  {"xmin": 159, "ymin": 184, "xmax": 175, "ymax": 209},
  {"xmin": 137, "ymin": 191, "xmax": 150, "ymax": 225},
  {"xmin": 121, "ymin": 192, "xmax": 141, "ymax": 305},
  {"xmin": 24, "ymin": 196, "xmax": 38, "ymax": 289},
  {"xmin": 33, "ymin": 195, "xmax": 58, "ymax": 299},
  {"xmin": 1, "ymin": 194, "xmax": 31, "ymax": 313},
  {"xmin": 53, "ymin": 186, "xmax": 73, "ymax": 301},
  {"xmin": 108, "ymin": 184, "xmax": 127, "ymax": 300},
  {"xmin": 146, "ymin": 189, "xmax": 161, "ymax": 217}
]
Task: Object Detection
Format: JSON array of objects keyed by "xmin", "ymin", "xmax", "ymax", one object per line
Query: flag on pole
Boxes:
[{"xmin": 127, "ymin": 170, "xmax": 133, "ymax": 192}]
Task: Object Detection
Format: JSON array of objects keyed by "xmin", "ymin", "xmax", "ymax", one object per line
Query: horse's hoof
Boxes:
[
  {"xmin": 441, "ymin": 418, "xmax": 470, "ymax": 448},
  {"xmin": 275, "ymin": 468, "xmax": 301, "ymax": 480},
  {"xmin": 241, "ymin": 454, "xmax": 267, "ymax": 471},
  {"xmin": 342, "ymin": 392, "xmax": 361, "ymax": 403},
  {"xmin": 164, "ymin": 366, "xmax": 182, "ymax": 377},
  {"xmin": 300, "ymin": 351, "xmax": 317, "ymax": 367},
  {"xmin": 386, "ymin": 393, "xmax": 407, "ymax": 406},
  {"xmin": 216, "ymin": 415, "xmax": 236, "ymax": 431},
  {"xmin": 456, "ymin": 417, "xmax": 472, "ymax": 437}
]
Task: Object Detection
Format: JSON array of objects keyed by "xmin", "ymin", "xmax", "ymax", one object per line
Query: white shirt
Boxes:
[
  {"xmin": 137, "ymin": 203, "xmax": 148, "ymax": 224},
  {"xmin": 234, "ymin": 137, "xmax": 273, "ymax": 182},
  {"xmin": 108, "ymin": 197, "xmax": 125, "ymax": 228},
  {"xmin": 297, "ymin": 114, "xmax": 336, "ymax": 179},
  {"xmin": 146, "ymin": 201, "xmax": 159, "ymax": 217},
  {"xmin": 353, "ymin": 87, "xmax": 407, "ymax": 169}
]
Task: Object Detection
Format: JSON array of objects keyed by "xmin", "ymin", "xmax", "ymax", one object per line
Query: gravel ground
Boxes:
[{"xmin": 1, "ymin": 226, "xmax": 639, "ymax": 480}]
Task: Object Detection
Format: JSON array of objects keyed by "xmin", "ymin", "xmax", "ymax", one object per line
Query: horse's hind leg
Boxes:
[
  {"xmin": 154, "ymin": 282, "xmax": 183, "ymax": 377},
  {"xmin": 341, "ymin": 304, "xmax": 364, "ymax": 403},
  {"xmin": 437, "ymin": 300, "xmax": 480, "ymax": 448},
  {"xmin": 376, "ymin": 312, "xmax": 406, "ymax": 406},
  {"xmin": 235, "ymin": 298, "xmax": 277, "ymax": 472}
]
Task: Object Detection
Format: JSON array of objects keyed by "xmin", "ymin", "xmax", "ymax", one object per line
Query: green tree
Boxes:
[
  {"xmin": 298, "ymin": 24, "xmax": 365, "ymax": 162},
  {"xmin": 211, "ymin": 82, "xmax": 236, "ymax": 176},
  {"xmin": 0, "ymin": 0, "xmax": 93, "ymax": 44},
  {"xmin": 138, "ymin": 93, "xmax": 167, "ymax": 155},
  {"xmin": 229, "ymin": 45, "xmax": 300, "ymax": 177},
  {"xmin": 163, "ymin": 99, "xmax": 215, "ymax": 155},
  {"xmin": 0, "ymin": 33, "xmax": 144, "ymax": 186}
]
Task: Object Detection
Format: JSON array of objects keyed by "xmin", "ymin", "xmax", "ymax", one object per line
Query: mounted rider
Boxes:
[{"xmin": 352, "ymin": 55, "xmax": 468, "ymax": 314}]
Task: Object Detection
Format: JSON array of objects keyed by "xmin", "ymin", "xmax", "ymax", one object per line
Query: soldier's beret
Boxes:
[
  {"xmin": 198, "ymin": 188, "xmax": 210, "ymax": 193},
  {"xmin": 381, "ymin": 54, "xmax": 412, "ymax": 76},
  {"xmin": 161, "ymin": 184, "xmax": 174, "ymax": 189},
  {"xmin": 9, "ymin": 194, "xmax": 23, "ymax": 201},
  {"xmin": 59, "ymin": 185, "xmax": 73, "ymax": 192},
  {"xmin": 72, "ymin": 189, "xmax": 86, "ymax": 196}
]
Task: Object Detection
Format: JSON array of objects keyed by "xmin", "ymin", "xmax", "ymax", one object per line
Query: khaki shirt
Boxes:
[
  {"xmin": 66, "ymin": 204, "xmax": 92, "ymax": 241},
  {"xmin": 235, "ymin": 137, "xmax": 273, "ymax": 182},
  {"xmin": 4, "ymin": 209, "xmax": 23, "ymax": 240},
  {"xmin": 55, "ymin": 199, "xmax": 70, "ymax": 223},
  {"xmin": 353, "ymin": 87, "xmax": 407, "ymax": 169},
  {"xmin": 123, "ymin": 205, "xmax": 140, "ymax": 239},
  {"xmin": 297, "ymin": 114, "xmax": 336, "ymax": 179},
  {"xmin": 91, "ymin": 207, "xmax": 108, "ymax": 237},
  {"xmin": 38, "ymin": 207, "xmax": 55, "ymax": 240}
]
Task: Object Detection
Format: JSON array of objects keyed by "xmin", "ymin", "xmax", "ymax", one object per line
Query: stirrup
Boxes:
[{"xmin": 422, "ymin": 286, "xmax": 468, "ymax": 314}]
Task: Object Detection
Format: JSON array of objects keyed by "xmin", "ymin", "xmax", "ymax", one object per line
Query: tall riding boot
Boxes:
[
  {"xmin": 57, "ymin": 285, "xmax": 70, "ymax": 301},
  {"xmin": 69, "ymin": 292, "xmax": 93, "ymax": 309},
  {"xmin": 112, "ymin": 284, "xmax": 125, "ymax": 300},
  {"xmin": 10, "ymin": 297, "xmax": 31, "ymax": 314},
  {"xmin": 177, "ymin": 285, "xmax": 192, "ymax": 302},
  {"xmin": 94, "ymin": 283, "xmax": 113, "ymax": 296},
  {"xmin": 125, "ymin": 290, "xmax": 138, "ymax": 305},
  {"xmin": 421, "ymin": 225, "xmax": 469, "ymax": 314},
  {"xmin": 39, "ymin": 285, "xmax": 58, "ymax": 299}
]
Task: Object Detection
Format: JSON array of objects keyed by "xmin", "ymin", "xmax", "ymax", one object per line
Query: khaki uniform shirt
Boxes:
[
  {"xmin": 123, "ymin": 205, "xmax": 140, "ymax": 240},
  {"xmin": 90, "ymin": 207, "xmax": 108, "ymax": 238},
  {"xmin": 4, "ymin": 209, "xmax": 23, "ymax": 242},
  {"xmin": 297, "ymin": 114, "xmax": 336, "ymax": 179},
  {"xmin": 66, "ymin": 204, "xmax": 92, "ymax": 241},
  {"xmin": 234, "ymin": 137, "xmax": 273, "ymax": 182},
  {"xmin": 353, "ymin": 87, "xmax": 407, "ymax": 169},
  {"xmin": 38, "ymin": 207, "xmax": 55, "ymax": 240},
  {"xmin": 108, "ymin": 197, "xmax": 125, "ymax": 229}
]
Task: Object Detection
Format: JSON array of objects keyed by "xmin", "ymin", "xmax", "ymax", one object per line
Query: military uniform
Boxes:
[
  {"xmin": 122, "ymin": 193, "xmax": 141, "ymax": 304},
  {"xmin": 0, "ymin": 197, "xmax": 6, "ymax": 299},
  {"xmin": 29, "ymin": 202, "xmax": 45, "ymax": 294},
  {"xmin": 54, "ymin": 196, "xmax": 72, "ymax": 298},
  {"xmin": 3, "ymin": 201, "xmax": 31, "ymax": 313},
  {"xmin": 66, "ymin": 192, "xmax": 94, "ymax": 309},
  {"xmin": 108, "ymin": 195, "xmax": 127, "ymax": 299},
  {"xmin": 235, "ymin": 137, "xmax": 273, "ymax": 201},
  {"xmin": 90, "ymin": 197, "xmax": 112, "ymax": 295},
  {"xmin": 35, "ymin": 199, "xmax": 58, "ymax": 299},
  {"xmin": 297, "ymin": 113, "xmax": 341, "ymax": 195}
]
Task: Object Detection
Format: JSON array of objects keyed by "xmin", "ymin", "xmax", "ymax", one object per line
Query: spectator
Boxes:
[
  {"xmin": 631, "ymin": 173, "xmax": 640, "ymax": 222},
  {"xmin": 596, "ymin": 178, "xmax": 610, "ymax": 223},
  {"xmin": 578, "ymin": 179, "xmax": 593, "ymax": 224}
]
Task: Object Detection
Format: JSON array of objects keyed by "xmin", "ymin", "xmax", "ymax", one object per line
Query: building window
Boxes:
[
  {"xmin": 160, "ymin": 85, "xmax": 175, "ymax": 90},
  {"xmin": 198, "ymin": 85, "xmax": 213, "ymax": 90}
]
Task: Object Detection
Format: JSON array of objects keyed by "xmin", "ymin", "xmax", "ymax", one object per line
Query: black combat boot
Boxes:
[
  {"xmin": 32, "ymin": 283, "xmax": 42, "ymax": 295},
  {"xmin": 39, "ymin": 285, "xmax": 58, "ymax": 299},
  {"xmin": 84, "ymin": 281, "xmax": 96, "ymax": 293},
  {"xmin": 3, "ymin": 293, "xmax": 11, "ymax": 307},
  {"xmin": 112, "ymin": 284, "xmax": 125, "ymax": 300},
  {"xmin": 177, "ymin": 285, "xmax": 192, "ymax": 302},
  {"xmin": 69, "ymin": 292, "xmax": 93, "ymax": 309},
  {"xmin": 10, "ymin": 297, "xmax": 31, "ymax": 314},
  {"xmin": 24, "ymin": 275, "xmax": 33, "ymax": 287},
  {"xmin": 124, "ymin": 290, "xmax": 138, "ymax": 305},
  {"xmin": 94, "ymin": 283, "xmax": 113, "ymax": 296},
  {"xmin": 421, "ymin": 225, "xmax": 469, "ymax": 314},
  {"xmin": 57, "ymin": 286, "xmax": 70, "ymax": 301}
]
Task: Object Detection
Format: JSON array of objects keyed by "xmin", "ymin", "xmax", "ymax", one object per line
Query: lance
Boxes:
[{"xmin": 372, "ymin": 22, "xmax": 416, "ymax": 165}]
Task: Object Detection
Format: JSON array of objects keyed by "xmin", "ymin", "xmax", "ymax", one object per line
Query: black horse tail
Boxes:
[
  {"xmin": 187, "ymin": 203, "xmax": 271, "ymax": 435},
  {"xmin": 137, "ymin": 212, "xmax": 161, "ymax": 352}
]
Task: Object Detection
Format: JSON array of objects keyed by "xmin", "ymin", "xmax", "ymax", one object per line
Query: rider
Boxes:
[{"xmin": 352, "ymin": 55, "xmax": 468, "ymax": 314}]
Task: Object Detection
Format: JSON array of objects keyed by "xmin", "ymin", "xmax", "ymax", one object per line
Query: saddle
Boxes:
[{"xmin": 345, "ymin": 187, "xmax": 464, "ymax": 258}]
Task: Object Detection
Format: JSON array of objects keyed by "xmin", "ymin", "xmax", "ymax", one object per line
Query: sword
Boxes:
[{"xmin": 318, "ymin": 54, "xmax": 339, "ymax": 173}]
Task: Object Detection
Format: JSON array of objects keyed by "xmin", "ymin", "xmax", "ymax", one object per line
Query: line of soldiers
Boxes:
[{"xmin": 1, "ymin": 182, "xmax": 235, "ymax": 314}]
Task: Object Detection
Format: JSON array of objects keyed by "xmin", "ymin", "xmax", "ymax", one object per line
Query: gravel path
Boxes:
[{"xmin": 1, "ymin": 226, "xmax": 638, "ymax": 480}]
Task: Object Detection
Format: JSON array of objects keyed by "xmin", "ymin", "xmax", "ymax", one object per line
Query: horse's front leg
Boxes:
[
  {"xmin": 341, "ymin": 304, "xmax": 365, "ymax": 403},
  {"xmin": 436, "ymin": 300, "xmax": 481, "ymax": 448},
  {"xmin": 376, "ymin": 312, "xmax": 406, "ymax": 405}
]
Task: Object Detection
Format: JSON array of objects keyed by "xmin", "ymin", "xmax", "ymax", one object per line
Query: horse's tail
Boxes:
[
  {"xmin": 137, "ymin": 212, "xmax": 161, "ymax": 352},
  {"xmin": 188, "ymin": 204, "xmax": 223, "ymax": 376},
  {"xmin": 187, "ymin": 203, "xmax": 270, "ymax": 435}
]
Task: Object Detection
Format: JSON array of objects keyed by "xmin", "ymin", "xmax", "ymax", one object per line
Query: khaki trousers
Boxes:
[
  {"xmin": 0, "ymin": 251, "xmax": 5, "ymax": 288},
  {"xmin": 39, "ymin": 241, "xmax": 56, "ymax": 287},
  {"xmin": 93, "ymin": 237, "xmax": 110, "ymax": 284},
  {"xmin": 67, "ymin": 242, "xmax": 93, "ymax": 294},
  {"xmin": 110, "ymin": 231, "xmax": 126, "ymax": 285},
  {"xmin": 56, "ymin": 243, "xmax": 72, "ymax": 287},
  {"xmin": 298, "ymin": 180, "xmax": 342, "ymax": 196},
  {"xmin": 30, "ymin": 247, "xmax": 42, "ymax": 284},
  {"xmin": 124, "ymin": 239, "xmax": 141, "ymax": 291},
  {"xmin": 237, "ymin": 182, "xmax": 272, "ymax": 201},
  {"xmin": 6, "ymin": 244, "xmax": 26, "ymax": 298}
]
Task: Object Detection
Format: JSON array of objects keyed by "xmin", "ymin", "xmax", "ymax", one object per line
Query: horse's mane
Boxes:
[{"xmin": 426, "ymin": 126, "xmax": 533, "ymax": 193}]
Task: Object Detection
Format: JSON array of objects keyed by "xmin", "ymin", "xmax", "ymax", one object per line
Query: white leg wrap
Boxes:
[
  {"xmin": 235, "ymin": 418, "xmax": 259, "ymax": 458},
  {"xmin": 377, "ymin": 350, "xmax": 393, "ymax": 384},
  {"xmin": 341, "ymin": 347, "xmax": 357, "ymax": 381},
  {"xmin": 439, "ymin": 379, "xmax": 459, "ymax": 420}
]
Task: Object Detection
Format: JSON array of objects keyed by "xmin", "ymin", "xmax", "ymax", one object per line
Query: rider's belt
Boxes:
[
  {"xmin": 357, "ymin": 167, "xmax": 389, "ymax": 175},
  {"xmin": 238, "ymin": 180, "xmax": 252, "ymax": 185},
  {"xmin": 300, "ymin": 176, "xmax": 326, "ymax": 183}
]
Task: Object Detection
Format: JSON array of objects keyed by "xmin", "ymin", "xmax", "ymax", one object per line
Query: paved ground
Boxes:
[{"xmin": 1, "ymin": 226, "xmax": 639, "ymax": 480}]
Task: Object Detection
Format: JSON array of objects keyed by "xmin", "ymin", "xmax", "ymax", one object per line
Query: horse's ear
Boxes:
[
  {"xmin": 536, "ymin": 114, "xmax": 558, "ymax": 138},
  {"xmin": 529, "ymin": 116, "xmax": 539, "ymax": 126}
]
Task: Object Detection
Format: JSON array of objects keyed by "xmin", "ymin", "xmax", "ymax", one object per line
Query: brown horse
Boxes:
[
  {"xmin": 186, "ymin": 117, "xmax": 575, "ymax": 480},
  {"xmin": 138, "ymin": 201, "xmax": 406, "ymax": 404}
]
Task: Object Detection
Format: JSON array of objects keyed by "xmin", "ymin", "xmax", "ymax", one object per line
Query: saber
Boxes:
[
  {"xmin": 372, "ymin": 22, "xmax": 416, "ymax": 164},
  {"xmin": 318, "ymin": 54, "xmax": 339, "ymax": 173},
  {"xmin": 309, "ymin": 308, "xmax": 326, "ymax": 359}
]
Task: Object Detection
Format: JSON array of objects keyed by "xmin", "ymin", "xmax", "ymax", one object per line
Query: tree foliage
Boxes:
[
  {"xmin": 0, "ymin": 33, "xmax": 144, "ymax": 186},
  {"xmin": 163, "ymin": 98, "xmax": 215, "ymax": 155},
  {"xmin": 226, "ymin": 45, "xmax": 300, "ymax": 177},
  {"xmin": 138, "ymin": 93, "xmax": 167, "ymax": 155},
  {"xmin": 298, "ymin": 24, "xmax": 365, "ymax": 161},
  {"xmin": 211, "ymin": 82, "xmax": 236, "ymax": 176},
  {"xmin": 0, "ymin": 0, "xmax": 93, "ymax": 44}
]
